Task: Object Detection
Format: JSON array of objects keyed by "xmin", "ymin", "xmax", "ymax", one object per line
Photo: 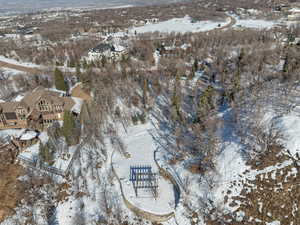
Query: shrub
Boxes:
[
  {"xmin": 139, "ymin": 112, "xmax": 147, "ymax": 124},
  {"xmin": 131, "ymin": 114, "xmax": 139, "ymax": 125}
]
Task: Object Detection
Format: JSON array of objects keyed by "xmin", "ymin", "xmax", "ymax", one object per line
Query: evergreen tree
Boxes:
[
  {"xmin": 193, "ymin": 58, "xmax": 199, "ymax": 72},
  {"xmin": 231, "ymin": 49, "xmax": 245, "ymax": 97},
  {"xmin": 82, "ymin": 58, "xmax": 88, "ymax": 69},
  {"xmin": 101, "ymin": 56, "xmax": 107, "ymax": 67},
  {"xmin": 282, "ymin": 53, "xmax": 289, "ymax": 73},
  {"xmin": 142, "ymin": 78, "xmax": 148, "ymax": 109},
  {"xmin": 197, "ymin": 86, "xmax": 214, "ymax": 122},
  {"xmin": 68, "ymin": 59, "xmax": 76, "ymax": 68},
  {"xmin": 171, "ymin": 74, "xmax": 182, "ymax": 122},
  {"xmin": 76, "ymin": 63, "xmax": 81, "ymax": 77},
  {"xmin": 62, "ymin": 111, "xmax": 78, "ymax": 146},
  {"xmin": 54, "ymin": 68, "xmax": 67, "ymax": 91},
  {"xmin": 39, "ymin": 143, "xmax": 54, "ymax": 165}
]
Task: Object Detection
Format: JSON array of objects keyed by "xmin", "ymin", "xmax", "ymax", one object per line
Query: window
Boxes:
[{"xmin": 38, "ymin": 100, "xmax": 50, "ymax": 112}]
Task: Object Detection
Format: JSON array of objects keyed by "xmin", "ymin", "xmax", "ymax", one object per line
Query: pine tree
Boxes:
[
  {"xmin": 76, "ymin": 63, "xmax": 81, "ymax": 77},
  {"xmin": 197, "ymin": 86, "xmax": 214, "ymax": 122},
  {"xmin": 171, "ymin": 74, "xmax": 182, "ymax": 122},
  {"xmin": 54, "ymin": 68, "xmax": 67, "ymax": 91},
  {"xmin": 282, "ymin": 53, "xmax": 289, "ymax": 73},
  {"xmin": 142, "ymin": 78, "xmax": 148, "ymax": 108},
  {"xmin": 39, "ymin": 143, "xmax": 54, "ymax": 165},
  {"xmin": 62, "ymin": 111, "xmax": 78, "ymax": 146},
  {"xmin": 82, "ymin": 58, "xmax": 88, "ymax": 69},
  {"xmin": 193, "ymin": 58, "xmax": 198, "ymax": 72},
  {"xmin": 101, "ymin": 56, "xmax": 107, "ymax": 67},
  {"xmin": 231, "ymin": 49, "xmax": 245, "ymax": 96}
]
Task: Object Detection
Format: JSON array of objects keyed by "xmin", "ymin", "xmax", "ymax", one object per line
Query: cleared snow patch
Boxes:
[
  {"xmin": 213, "ymin": 141, "xmax": 249, "ymax": 205},
  {"xmin": 266, "ymin": 221, "xmax": 281, "ymax": 225},
  {"xmin": 234, "ymin": 19, "xmax": 277, "ymax": 29},
  {"xmin": 20, "ymin": 142, "xmax": 40, "ymax": 159},
  {"xmin": 130, "ymin": 15, "xmax": 230, "ymax": 34},
  {"xmin": 112, "ymin": 121, "xmax": 175, "ymax": 215}
]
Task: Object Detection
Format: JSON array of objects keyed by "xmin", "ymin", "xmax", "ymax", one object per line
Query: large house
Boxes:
[
  {"xmin": 0, "ymin": 87, "xmax": 83, "ymax": 131},
  {"xmin": 288, "ymin": 8, "xmax": 300, "ymax": 21},
  {"xmin": 87, "ymin": 43, "xmax": 127, "ymax": 62}
]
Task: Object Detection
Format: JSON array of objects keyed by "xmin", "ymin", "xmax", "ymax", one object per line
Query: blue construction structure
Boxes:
[{"xmin": 129, "ymin": 165, "xmax": 158, "ymax": 198}]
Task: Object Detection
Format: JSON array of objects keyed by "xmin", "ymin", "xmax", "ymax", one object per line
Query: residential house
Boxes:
[
  {"xmin": 157, "ymin": 45, "xmax": 182, "ymax": 58},
  {"xmin": 288, "ymin": 8, "xmax": 300, "ymax": 21},
  {"xmin": 12, "ymin": 130, "xmax": 39, "ymax": 149},
  {"xmin": 16, "ymin": 27, "xmax": 34, "ymax": 35},
  {"xmin": 88, "ymin": 43, "xmax": 127, "ymax": 62},
  {"xmin": 145, "ymin": 18, "xmax": 159, "ymax": 24},
  {"xmin": 0, "ymin": 87, "xmax": 83, "ymax": 131}
]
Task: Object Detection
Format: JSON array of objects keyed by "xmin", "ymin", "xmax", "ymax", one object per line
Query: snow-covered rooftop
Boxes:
[
  {"xmin": 289, "ymin": 8, "xmax": 300, "ymax": 13},
  {"xmin": 19, "ymin": 130, "xmax": 38, "ymax": 141},
  {"xmin": 71, "ymin": 97, "xmax": 84, "ymax": 114}
]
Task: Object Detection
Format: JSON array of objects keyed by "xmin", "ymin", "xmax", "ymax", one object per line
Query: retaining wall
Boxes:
[{"xmin": 153, "ymin": 151, "xmax": 182, "ymax": 208}]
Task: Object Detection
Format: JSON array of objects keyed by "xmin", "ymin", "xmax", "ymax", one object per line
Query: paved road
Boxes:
[
  {"xmin": 207, "ymin": 15, "xmax": 237, "ymax": 33},
  {"xmin": 0, "ymin": 61, "xmax": 74, "ymax": 76},
  {"xmin": 0, "ymin": 60, "xmax": 47, "ymax": 75}
]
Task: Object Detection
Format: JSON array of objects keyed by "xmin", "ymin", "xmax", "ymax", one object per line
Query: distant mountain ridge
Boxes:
[{"xmin": 0, "ymin": 0, "xmax": 185, "ymax": 15}]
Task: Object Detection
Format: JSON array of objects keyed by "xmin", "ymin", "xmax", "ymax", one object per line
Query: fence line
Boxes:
[
  {"xmin": 65, "ymin": 137, "xmax": 89, "ymax": 174},
  {"xmin": 17, "ymin": 155, "xmax": 65, "ymax": 176},
  {"xmin": 15, "ymin": 136, "xmax": 89, "ymax": 177}
]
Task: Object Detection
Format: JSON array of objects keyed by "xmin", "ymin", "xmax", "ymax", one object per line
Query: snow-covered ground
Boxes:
[
  {"xmin": 20, "ymin": 135, "xmax": 79, "ymax": 172},
  {"xmin": 0, "ymin": 128, "xmax": 76, "ymax": 172},
  {"xmin": 112, "ymin": 121, "xmax": 175, "ymax": 215},
  {"xmin": 276, "ymin": 114, "xmax": 300, "ymax": 157},
  {"xmin": 0, "ymin": 129, "xmax": 25, "ymax": 139},
  {"xmin": 234, "ymin": 19, "xmax": 278, "ymax": 29},
  {"xmin": 0, "ymin": 55, "xmax": 41, "ymax": 68},
  {"xmin": 130, "ymin": 15, "xmax": 230, "ymax": 34},
  {"xmin": 0, "ymin": 67, "xmax": 23, "ymax": 76},
  {"xmin": 230, "ymin": 13, "xmax": 279, "ymax": 29}
]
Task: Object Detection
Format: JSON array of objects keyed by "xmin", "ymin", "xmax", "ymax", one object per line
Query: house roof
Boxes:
[
  {"xmin": 18, "ymin": 130, "xmax": 38, "ymax": 141},
  {"xmin": 91, "ymin": 43, "xmax": 115, "ymax": 53},
  {"xmin": 62, "ymin": 97, "xmax": 76, "ymax": 111},
  {"xmin": 0, "ymin": 86, "xmax": 83, "ymax": 118},
  {"xmin": 21, "ymin": 87, "xmax": 63, "ymax": 107},
  {"xmin": 0, "ymin": 102, "xmax": 21, "ymax": 113},
  {"xmin": 70, "ymin": 97, "xmax": 83, "ymax": 114},
  {"xmin": 4, "ymin": 112, "xmax": 18, "ymax": 120}
]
